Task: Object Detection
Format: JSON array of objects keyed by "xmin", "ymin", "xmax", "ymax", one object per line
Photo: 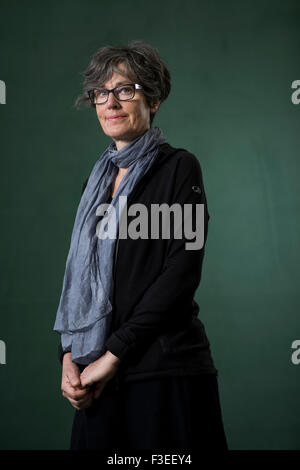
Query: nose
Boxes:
[{"xmin": 106, "ymin": 90, "xmax": 121, "ymax": 108}]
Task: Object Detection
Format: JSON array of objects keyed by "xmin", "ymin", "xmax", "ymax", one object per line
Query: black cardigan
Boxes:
[{"xmin": 58, "ymin": 142, "xmax": 218, "ymax": 383}]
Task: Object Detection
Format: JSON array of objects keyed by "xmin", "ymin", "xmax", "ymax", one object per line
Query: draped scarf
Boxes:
[{"xmin": 53, "ymin": 126, "xmax": 166, "ymax": 364}]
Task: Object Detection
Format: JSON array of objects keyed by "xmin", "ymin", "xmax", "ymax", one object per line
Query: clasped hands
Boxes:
[{"xmin": 61, "ymin": 350, "xmax": 121, "ymax": 410}]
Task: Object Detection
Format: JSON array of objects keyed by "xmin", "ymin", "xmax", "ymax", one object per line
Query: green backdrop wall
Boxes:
[{"xmin": 0, "ymin": 0, "xmax": 299, "ymax": 450}]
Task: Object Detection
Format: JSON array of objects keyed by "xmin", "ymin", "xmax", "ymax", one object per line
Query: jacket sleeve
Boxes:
[
  {"xmin": 104, "ymin": 151, "xmax": 210, "ymax": 362},
  {"xmin": 57, "ymin": 177, "xmax": 89, "ymax": 365}
]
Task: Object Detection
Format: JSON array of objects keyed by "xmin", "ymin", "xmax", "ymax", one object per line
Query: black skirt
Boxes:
[{"xmin": 70, "ymin": 373, "xmax": 228, "ymax": 451}]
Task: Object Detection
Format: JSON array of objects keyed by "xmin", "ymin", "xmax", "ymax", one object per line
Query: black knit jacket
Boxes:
[{"xmin": 58, "ymin": 142, "xmax": 218, "ymax": 384}]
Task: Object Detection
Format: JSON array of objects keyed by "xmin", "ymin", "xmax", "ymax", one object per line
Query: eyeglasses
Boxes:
[{"xmin": 88, "ymin": 83, "xmax": 143, "ymax": 105}]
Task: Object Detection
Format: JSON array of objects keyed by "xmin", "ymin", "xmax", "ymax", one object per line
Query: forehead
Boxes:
[{"xmin": 102, "ymin": 62, "xmax": 135, "ymax": 88}]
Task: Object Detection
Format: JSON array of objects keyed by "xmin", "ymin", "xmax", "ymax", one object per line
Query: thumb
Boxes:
[{"xmin": 67, "ymin": 370, "xmax": 82, "ymax": 389}]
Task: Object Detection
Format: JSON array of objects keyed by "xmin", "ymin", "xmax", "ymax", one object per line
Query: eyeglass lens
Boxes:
[{"xmin": 93, "ymin": 85, "xmax": 135, "ymax": 104}]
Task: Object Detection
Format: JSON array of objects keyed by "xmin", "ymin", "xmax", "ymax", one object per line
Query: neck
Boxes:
[{"xmin": 113, "ymin": 127, "xmax": 150, "ymax": 151}]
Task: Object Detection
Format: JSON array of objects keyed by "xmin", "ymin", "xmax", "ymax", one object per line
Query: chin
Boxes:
[{"xmin": 105, "ymin": 127, "xmax": 132, "ymax": 140}]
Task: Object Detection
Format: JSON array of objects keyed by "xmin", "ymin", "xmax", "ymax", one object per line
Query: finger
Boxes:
[
  {"xmin": 67, "ymin": 396, "xmax": 82, "ymax": 410},
  {"xmin": 80, "ymin": 373, "xmax": 92, "ymax": 388},
  {"xmin": 62, "ymin": 378, "xmax": 81, "ymax": 397},
  {"xmin": 67, "ymin": 394, "xmax": 94, "ymax": 410},
  {"xmin": 66, "ymin": 370, "xmax": 83, "ymax": 389},
  {"xmin": 62, "ymin": 383, "xmax": 91, "ymax": 401},
  {"xmin": 66, "ymin": 377, "xmax": 89, "ymax": 394},
  {"xmin": 63, "ymin": 390, "xmax": 92, "ymax": 407},
  {"xmin": 64, "ymin": 372, "xmax": 89, "ymax": 391}
]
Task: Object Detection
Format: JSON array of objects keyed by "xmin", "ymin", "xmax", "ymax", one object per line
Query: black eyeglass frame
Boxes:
[{"xmin": 88, "ymin": 83, "xmax": 143, "ymax": 106}]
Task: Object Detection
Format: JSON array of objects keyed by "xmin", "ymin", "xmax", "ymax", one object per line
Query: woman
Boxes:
[{"xmin": 54, "ymin": 40, "xmax": 228, "ymax": 451}]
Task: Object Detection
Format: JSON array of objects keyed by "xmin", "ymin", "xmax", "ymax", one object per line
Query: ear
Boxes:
[{"xmin": 150, "ymin": 100, "xmax": 161, "ymax": 113}]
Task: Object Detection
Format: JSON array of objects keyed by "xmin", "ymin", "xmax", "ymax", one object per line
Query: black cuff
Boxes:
[{"xmin": 105, "ymin": 333, "xmax": 136, "ymax": 362}]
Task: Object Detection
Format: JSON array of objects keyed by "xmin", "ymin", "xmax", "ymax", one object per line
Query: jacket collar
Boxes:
[{"xmin": 125, "ymin": 142, "xmax": 183, "ymax": 207}]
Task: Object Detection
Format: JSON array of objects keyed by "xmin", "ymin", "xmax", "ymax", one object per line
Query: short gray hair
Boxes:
[{"xmin": 75, "ymin": 40, "xmax": 171, "ymax": 126}]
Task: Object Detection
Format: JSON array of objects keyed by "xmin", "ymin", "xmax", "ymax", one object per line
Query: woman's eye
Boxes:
[
  {"xmin": 95, "ymin": 89, "xmax": 107, "ymax": 97},
  {"xmin": 119, "ymin": 87, "xmax": 132, "ymax": 94}
]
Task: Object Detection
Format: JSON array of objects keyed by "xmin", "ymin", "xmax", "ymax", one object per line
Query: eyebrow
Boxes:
[
  {"xmin": 100, "ymin": 80, "xmax": 132, "ymax": 89},
  {"xmin": 115, "ymin": 81, "xmax": 131, "ymax": 86}
]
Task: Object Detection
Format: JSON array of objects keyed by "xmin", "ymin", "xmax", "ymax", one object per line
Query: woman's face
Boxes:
[{"xmin": 95, "ymin": 63, "xmax": 160, "ymax": 150}]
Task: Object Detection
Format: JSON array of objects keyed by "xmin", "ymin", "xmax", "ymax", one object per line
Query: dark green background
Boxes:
[{"xmin": 0, "ymin": 0, "xmax": 299, "ymax": 450}]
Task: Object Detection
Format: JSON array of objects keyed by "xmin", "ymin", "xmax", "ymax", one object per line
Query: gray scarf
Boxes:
[{"xmin": 53, "ymin": 126, "xmax": 166, "ymax": 364}]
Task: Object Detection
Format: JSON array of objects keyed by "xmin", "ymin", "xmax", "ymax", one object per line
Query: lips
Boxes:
[{"xmin": 107, "ymin": 115, "xmax": 127, "ymax": 121}]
